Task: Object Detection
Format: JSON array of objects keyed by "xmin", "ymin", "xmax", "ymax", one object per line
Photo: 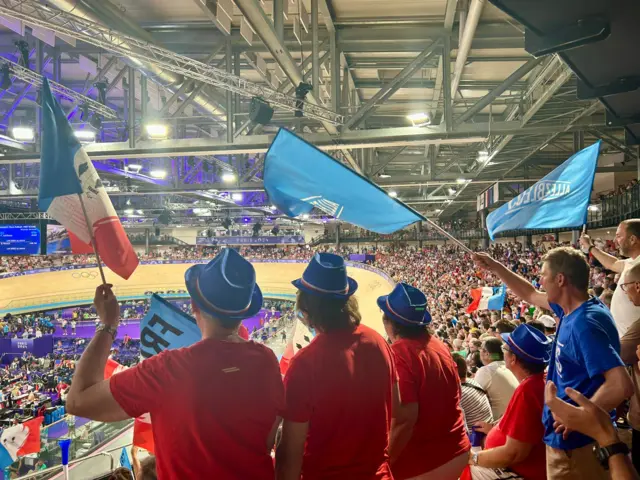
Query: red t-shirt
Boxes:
[
  {"xmin": 110, "ymin": 338, "xmax": 284, "ymax": 479},
  {"xmin": 484, "ymin": 373, "xmax": 546, "ymax": 480},
  {"xmin": 391, "ymin": 335, "xmax": 470, "ymax": 479},
  {"xmin": 283, "ymin": 324, "xmax": 395, "ymax": 480}
]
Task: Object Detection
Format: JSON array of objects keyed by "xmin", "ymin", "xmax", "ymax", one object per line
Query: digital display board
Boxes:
[
  {"xmin": 46, "ymin": 224, "xmax": 71, "ymax": 255},
  {"xmin": 0, "ymin": 224, "xmax": 41, "ymax": 255}
]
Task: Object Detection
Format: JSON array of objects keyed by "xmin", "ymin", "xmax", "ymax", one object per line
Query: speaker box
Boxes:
[
  {"xmin": 249, "ymin": 97, "xmax": 274, "ymax": 125},
  {"xmin": 155, "ymin": 227, "xmax": 160, "ymax": 236}
]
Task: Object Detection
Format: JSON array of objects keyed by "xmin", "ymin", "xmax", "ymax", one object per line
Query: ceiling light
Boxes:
[
  {"xmin": 448, "ymin": 187, "xmax": 456, "ymax": 195},
  {"xmin": 127, "ymin": 163, "xmax": 142, "ymax": 171},
  {"xmin": 149, "ymin": 169, "xmax": 167, "ymax": 179},
  {"xmin": 136, "ymin": 209, "xmax": 144, "ymax": 214},
  {"xmin": 588, "ymin": 205, "xmax": 599, "ymax": 212},
  {"xmin": 456, "ymin": 178, "xmax": 469, "ymax": 184},
  {"xmin": 74, "ymin": 130, "xmax": 96, "ymax": 143},
  {"xmin": 407, "ymin": 112, "xmax": 431, "ymax": 127},
  {"xmin": 379, "ymin": 174, "xmax": 391, "ymax": 179},
  {"xmin": 269, "ymin": 205, "xmax": 277, "ymax": 211},
  {"xmin": 301, "ymin": 214, "xmax": 310, "ymax": 220},
  {"xmin": 11, "ymin": 126, "xmax": 34, "ymax": 142},
  {"xmin": 231, "ymin": 193, "xmax": 243, "ymax": 201},
  {"xmin": 389, "ymin": 190, "xmax": 398, "ymax": 198},
  {"xmin": 124, "ymin": 208, "xmax": 134, "ymax": 215},
  {"xmin": 222, "ymin": 173, "xmax": 236, "ymax": 183},
  {"xmin": 145, "ymin": 123, "xmax": 169, "ymax": 139},
  {"xmin": 434, "ymin": 209, "xmax": 442, "ymax": 213}
]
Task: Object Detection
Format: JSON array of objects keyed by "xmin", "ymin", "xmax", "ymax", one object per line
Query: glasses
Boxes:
[
  {"xmin": 620, "ymin": 281, "xmax": 639, "ymax": 293},
  {"xmin": 501, "ymin": 344, "xmax": 512, "ymax": 354}
]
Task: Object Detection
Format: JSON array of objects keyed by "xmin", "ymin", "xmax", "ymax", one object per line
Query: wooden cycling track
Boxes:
[{"xmin": 0, "ymin": 262, "xmax": 395, "ymax": 335}]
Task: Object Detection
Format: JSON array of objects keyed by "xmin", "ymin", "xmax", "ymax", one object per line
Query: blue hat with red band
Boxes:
[
  {"xmin": 185, "ymin": 248, "xmax": 263, "ymax": 320},
  {"xmin": 292, "ymin": 252, "xmax": 358, "ymax": 298},
  {"xmin": 501, "ymin": 324, "xmax": 551, "ymax": 365},
  {"xmin": 377, "ymin": 282, "xmax": 432, "ymax": 326}
]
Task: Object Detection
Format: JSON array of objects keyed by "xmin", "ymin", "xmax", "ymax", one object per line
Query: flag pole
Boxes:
[
  {"xmin": 77, "ymin": 193, "xmax": 107, "ymax": 285},
  {"xmin": 422, "ymin": 218, "xmax": 474, "ymax": 255}
]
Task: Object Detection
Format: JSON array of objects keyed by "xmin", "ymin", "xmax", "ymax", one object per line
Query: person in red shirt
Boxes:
[
  {"xmin": 65, "ymin": 248, "xmax": 285, "ymax": 479},
  {"xmin": 276, "ymin": 253, "xmax": 398, "ymax": 480},
  {"xmin": 238, "ymin": 323, "xmax": 249, "ymax": 341},
  {"xmin": 379, "ymin": 282, "xmax": 470, "ymax": 480},
  {"xmin": 463, "ymin": 324, "xmax": 551, "ymax": 480}
]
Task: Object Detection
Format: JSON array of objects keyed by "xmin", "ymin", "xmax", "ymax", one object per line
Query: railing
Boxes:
[{"xmin": 314, "ymin": 183, "xmax": 640, "ymax": 244}]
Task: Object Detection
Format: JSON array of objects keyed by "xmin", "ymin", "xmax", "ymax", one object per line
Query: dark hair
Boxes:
[
  {"xmin": 139, "ymin": 456, "xmax": 157, "ymax": 480},
  {"xmin": 623, "ymin": 219, "xmax": 640, "ymax": 240},
  {"xmin": 469, "ymin": 351, "xmax": 483, "ymax": 369},
  {"xmin": 108, "ymin": 468, "xmax": 134, "ymax": 480},
  {"xmin": 384, "ymin": 314, "xmax": 429, "ymax": 339},
  {"xmin": 593, "ymin": 286, "xmax": 604, "ymax": 297},
  {"xmin": 542, "ymin": 246, "xmax": 590, "ymax": 292},
  {"xmin": 514, "ymin": 356, "xmax": 547, "ymax": 375},
  {"xmin": 296, "ymin": 291, "xmax": 361, "ymax": 333},
  {"xmin": 526, "ymin": 321, "xmax": 545, "ymax": 333},
  {"xmin": 495, "ymin": 320, "xmax": 516, "ymax": 334},
  {"xmin": 482, "ymin": 337, "xmax": 504, "ymax": 360},
  {"xmin": 451, "ymin": 353, "xmax": 467, "ymax": 379}
]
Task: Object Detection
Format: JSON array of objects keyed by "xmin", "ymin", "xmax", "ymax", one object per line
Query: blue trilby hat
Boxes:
[
  {"xmin": 377, "ymin": 282, "xmax": 432, "ymax": 326},
  {"xmin": 185, "ymin": 248, "xmax": 262, "ymax": 320},
  {"xmin": 501, "ymin": 324, "xmax": 552, "ymax": 365},
  {"xmin": 292, "ymin": 252, "xmax": 358, "ymax": 298}
]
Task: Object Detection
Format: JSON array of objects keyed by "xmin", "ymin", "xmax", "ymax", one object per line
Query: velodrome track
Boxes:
[
  {"xmin": 0, "ymin": 261, "xmax": 395, "ymax": 336},
  {"xmin": 2, "ymin": 261, "xmax": 395, "ymax": 478}
]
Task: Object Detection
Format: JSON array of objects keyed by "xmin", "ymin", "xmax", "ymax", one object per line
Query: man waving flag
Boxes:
[{"xmin": 38, "ymin": 78, "xmax": 138, "ymax": 279}]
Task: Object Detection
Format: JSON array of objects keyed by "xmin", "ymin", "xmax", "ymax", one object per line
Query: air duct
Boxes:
[{"xmin": 47, "ymin": 0, "xmax": 227, "ymax": 124}]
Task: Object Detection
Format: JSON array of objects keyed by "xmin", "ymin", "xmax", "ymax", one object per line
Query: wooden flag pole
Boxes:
[
  {"xmin": 422, "ymin": 218, "xmax": 474, "ymax": 255},
  {"xmin": 77, "ymin": 193, "xmax": 107, "ymax": 285}
]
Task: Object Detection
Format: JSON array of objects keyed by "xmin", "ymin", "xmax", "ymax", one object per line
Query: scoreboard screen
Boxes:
[{"xmin": 0, "ymin": 224, "xmax": 41, "ymax": 255}]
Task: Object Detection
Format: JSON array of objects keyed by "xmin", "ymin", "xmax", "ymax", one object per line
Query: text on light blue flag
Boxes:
[
  {"xmin": 486, "ymin": 141, "xmax": 601, "ymax": 240},
  {"xmin": 140, "ymin": 294, "xmax": 201, "ymax": 358},
  {"xmin": 264, "ymin": 128, "xmax": 424, "ymax": 234}
]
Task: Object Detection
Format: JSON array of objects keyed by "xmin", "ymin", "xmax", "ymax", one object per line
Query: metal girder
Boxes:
[
  {"xmin": 0, "ymin": 122, "xmax": 610, "ymax": 164},
  {"xmin": 344, "ymin": 39, "xmax": 442, "ymax": 130},
  {"xmin": 2, "ymin": 55, "xmax": 53, "ymax": 123},
  {"xmin": 0, "ymin": 0, "xmax": 343, "ymax": 125},
  {"xmin": 454, "ymin": 57, "xmax": 544, "ymax": 126},
  {"xmin": 233, "ymin": 0, "xmax": 359, "ymax": 171},
  {"xmin": 370, "ymin": 147, "xmax": 406, "ymax": 177}
]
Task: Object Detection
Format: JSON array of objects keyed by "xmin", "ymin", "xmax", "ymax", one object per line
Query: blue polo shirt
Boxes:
[{"xmin": 543, "ymin": 298, "xmax": 623, "ymax": 450}]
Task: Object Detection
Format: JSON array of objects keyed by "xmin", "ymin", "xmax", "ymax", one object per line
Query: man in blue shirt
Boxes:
[{"xmin": 474, "ymin": 246, "xmax": 633, "ymax": 480}]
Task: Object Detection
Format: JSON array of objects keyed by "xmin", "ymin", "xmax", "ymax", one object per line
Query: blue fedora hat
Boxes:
[
  {"xmin": 185, "ymin": 248, "xmax": 263, "ymax": 320},
  {"xmin": 292, "ymin": 252, "xmax": 358, "ymax": 298},
  {"xmin": 501, "ymin": 324, "xmax": 552, "ymax": 365},
  {"xmin": 377, "ymin": 283, "xmax": 432, "ymax": 326}
]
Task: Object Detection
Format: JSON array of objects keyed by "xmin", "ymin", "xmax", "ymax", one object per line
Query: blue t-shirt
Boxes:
[{"xmin": 543, "ymin": 298, "xmax": 623, "ymax": 450}]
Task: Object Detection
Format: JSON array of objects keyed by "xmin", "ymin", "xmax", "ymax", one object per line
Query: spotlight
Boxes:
[
  {"xmin": 222, "ymin": 173, "xmax": 236, "ymax": 183},
  {"xmin": 301, "ymin": 213, "xmax": 310, "ymax": 220},
  {"xmin": 94, "ymin": 81, "xmax": 107, "ymax": 105},
  {"xmin": 127, "ymin": 163, "xmax": 142, "ymax": 171},
  {"xmin": 145, "ymin": 123, "xmax": 169, "ymax": 139},
  {"xmin": 150, "ymin": 169, "xmax": 167, "ymax": 179},
  {"xmin": 14, "ymin": 41, "xmax": 29, "ymax": 70},
  {"xmin": 124, "ymin": 208, "xmax": 134, "ymax": 215},
  {"xmin": 89, "ymin": 114, "xmax": 103, "ymax": 130},
  {"xmin": 73, "ymin": 130, "xmax": 96, "ymax": 143},
  {"xmin": 231, "ymin": 193, "xmax": 243, "ymax": 201},
  {"xmin": 0, "ymin": 64, "xmax": 11, "ymax": 90},
  {"xmin": 456, "ymin": 178, "xmax": 470, "ymax": 184},
  {"xmin": 388, "ymin": 190, "xmax": 398, "ymax": 198},
  {"xmin": 407, "ymin": 112, "xmax": 431, "ymax": 127},
  {"xmin": 11, "ymin": 126, "xmax": 34, "ymax": 142},
  {"xmin": 588, "ymin": 205, "xmax": 599, "ymax": 212},
  {"xmin": 294, "ymin": 82, "xmax": 313, "ymax": 118}
]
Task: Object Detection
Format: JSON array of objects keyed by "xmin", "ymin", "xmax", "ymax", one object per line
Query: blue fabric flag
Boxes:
[
  {"xmin": 487, "ymin": 285, "xmax": 507, "ymax": 311},
  {"xmin": 486, "ymin": 141, "xmax": 601, "ymax": 240},
  {"xmin": 120, "ymin": 447, "xmax": 133, "ymax": 472},
  {"xmin": 139, "ymin": 295, "xmax": 201, "ymax": 359},
  {"xmin": 264, "ymin": 128, "xmax": 424, "ymax": 234}
]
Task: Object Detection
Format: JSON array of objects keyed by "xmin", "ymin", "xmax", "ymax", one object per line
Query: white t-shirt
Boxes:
[
  {"xmin": 611, "ymin": 255, "xmax": 640, "ymax": 337},
  {"xmin": 474, "ymin": 360, "xmax": 519, "ymax": 419}
]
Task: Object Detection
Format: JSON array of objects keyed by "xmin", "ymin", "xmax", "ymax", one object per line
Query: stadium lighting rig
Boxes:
[
  {"xmin": 0, "ymin": 57, "xmax": 118, "ymax": 119},
  {"xmin": 0, "ymin": 0, "xmax": 344, "ymax": 125}
]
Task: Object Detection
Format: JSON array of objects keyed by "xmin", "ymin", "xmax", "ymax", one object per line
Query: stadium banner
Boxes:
[
  {"xmin": 476, "ymin": 183, "xmax": 500, "ymax": 211},
  {"xmin": 195, "ymin": 235, "xmax": 305, "ymax": 245},
  {"xmin": 0, "ymin": 336, "xmax": 54, "ymax": 360},
  {"xmin": 349, "ymin": 254, "xmax": 376, "ymax": 263}
]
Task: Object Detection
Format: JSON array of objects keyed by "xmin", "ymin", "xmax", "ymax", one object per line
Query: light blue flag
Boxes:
[
  {"xmin": 486, "ymin": 141, "xmax": 601, "ymax": 240},
  {"xmin": 264, "ymin": 128, "xmax": 424, "ymax": 234},
  {"xmin": 487, "ymin": 285, "xmax": 507, "ymax": 311},
  {"xmin": 140, "ymin": 294, "xmax": 201, "ymax": 359},
  {"xmin": 120, "ymin": 447, "xmax": 133, "ymax": 472}
]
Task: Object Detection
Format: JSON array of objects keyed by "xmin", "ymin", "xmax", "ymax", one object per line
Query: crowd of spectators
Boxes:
[{"xmin": 600, "ymin": 178, "xmax": 639, "ymax": 199}]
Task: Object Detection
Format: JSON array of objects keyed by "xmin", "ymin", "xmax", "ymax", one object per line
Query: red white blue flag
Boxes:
[
  {"xmin": 38, "ymin": 78, "xmax": 138, "ymax": 279},
  {"xmin": 0, "ymin": 417, "xmax": 44, "ymax": 469}
]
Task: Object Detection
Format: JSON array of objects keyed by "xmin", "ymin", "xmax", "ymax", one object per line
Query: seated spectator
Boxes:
[
  {"xmin": 465, "ymin": 324, "xmax": 551, "ymax": 480},
  {"xmin": 474, "ymin": 338, "xmax": 518, "ymax": 420},
  {"xmin": 276, "ymin": 253, "xmax": 396, "ymax": 479},
  {"xmin": 537, "ymin": 315, "xmax": 556, "ymax": 339},
  {"xmin": 66, "ymin": 248, "xmax": 285, "ymax": 479},
  {"xmin": 380, "ymin": 283, "xmax": 470, "ymax": 479},
  {"xmin": 452, "ymin": 353, "xmax": 493, "ymax": 434}
]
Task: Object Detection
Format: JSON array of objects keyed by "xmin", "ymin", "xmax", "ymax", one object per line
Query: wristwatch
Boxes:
[
  {"xmin": 471, "ymin": 451, "xmax": 479, "ymax": 465},
  {"xmin": 95, "ymin": 324, "xmax": 118, "ymax": 340},
  {"xmin": 594, "ymin": 442, "xmax": 629, "ymax": 470}
]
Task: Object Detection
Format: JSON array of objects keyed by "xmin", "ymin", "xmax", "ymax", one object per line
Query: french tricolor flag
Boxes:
[
  {"xmin": 466, "ymin": 285, "xmax": 507, "ymax": 314},
  {"xmin": 38, "ymin": 78, "xmax": 138, "ymax": 280}
]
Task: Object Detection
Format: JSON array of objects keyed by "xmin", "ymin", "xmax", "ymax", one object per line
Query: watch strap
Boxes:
[
  {"xmin": 596, "ymin": 441, "xmax": 629, "ymax": 470},
  {"xmin": 95, "ymin": 324, "xmax": 117, "ymax": 340}
]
